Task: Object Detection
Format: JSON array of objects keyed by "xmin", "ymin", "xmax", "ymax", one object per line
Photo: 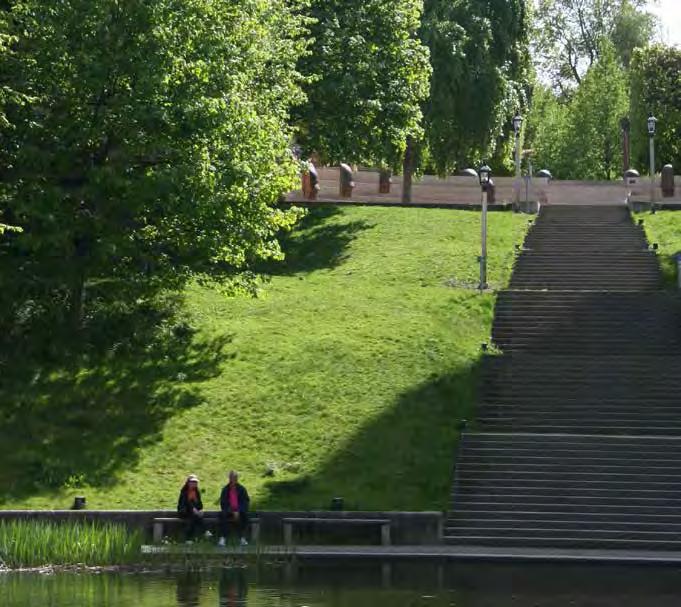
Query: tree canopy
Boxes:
[
  {"xmin": 534, "ymin": 0, "xmax": 655, "ymax": 93},
  {"xmin": 421, "ymin": 0, "xmax": 531, "ymax": 174},
  {"xmin": 0, "ymin": 0, "xmax": 308, "ymax": 331},
  {"xmin": 529, "ymin": 42, "xmax": 628, "ymax": 179},
  {"xmin": 630, "ymin": 45, "xmax": 681, "ymax": 173},
  {"xmin": 295, "ymin": 0, "xmax": 432, "ymax": 168}
]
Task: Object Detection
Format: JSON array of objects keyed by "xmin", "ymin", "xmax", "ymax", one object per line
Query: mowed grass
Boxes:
[
  {"xmin": 5, "ymin": 206, "xmax": 528, "ymax": 512},
  {"xmin": 640, "ymin": 211, "xmax": 681, "ymax": 287}
]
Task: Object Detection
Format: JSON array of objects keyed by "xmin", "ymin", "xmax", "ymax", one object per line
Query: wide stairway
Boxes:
[{"xmin": 445, "ymin": 205, "xmax": 681, "ymax": 550}]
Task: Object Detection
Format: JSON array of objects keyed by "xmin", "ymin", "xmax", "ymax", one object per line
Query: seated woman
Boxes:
[
  {"xmin": 177, "ymin": 474, "xmax": 205, "ymax": 542},
  {"xmin": 218, "ymin": 471, "xmax": 250, "ymax": 547}
]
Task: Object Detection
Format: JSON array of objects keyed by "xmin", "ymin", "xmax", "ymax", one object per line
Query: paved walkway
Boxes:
[{"xmin": 142, "ymin": 544, "xmax": 681, "ymax": 564}]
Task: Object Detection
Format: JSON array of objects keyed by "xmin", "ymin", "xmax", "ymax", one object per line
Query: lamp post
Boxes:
[
  {"xmin": 513, "ymin": 113, "xmax": 523, "ymax": 204},
  {"xmin": 648, "ymin": 113, "xmax": 657, "ymax": 204},
  {"xmin": 479, "ymin": 163, "xmax": 492, "ymax": 291}
]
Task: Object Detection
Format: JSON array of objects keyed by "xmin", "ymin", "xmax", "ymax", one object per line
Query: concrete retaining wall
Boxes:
[
  {"xmin": 288, "ymin": 167, "xmax": 681, "ymax": 207},
  {"xmin": 0, "ymin": 510, "xmax": 443, "ymax": 545}
]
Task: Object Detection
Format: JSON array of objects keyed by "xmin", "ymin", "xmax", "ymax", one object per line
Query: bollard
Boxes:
[
  {"xmin": 662, "ymin": 164, "xmax": 675, "ymax": 198},
  {"xmin": 379, "ymin": 169, "xmax": 392, "ymax": 194},
  {"xmin": 676, "ymin": 253, "xmax": 681, "ymax": 290},
  {"xmin": 339, "ymin": 163, "xmax": 355, "ymax": 198},
  {"xmin": 302, "ymin": 161, "xmax": 320, "ymax": 201},
  {"xmin": 485, "ymin": 179, "xmax": 496, "ymax": 204}
]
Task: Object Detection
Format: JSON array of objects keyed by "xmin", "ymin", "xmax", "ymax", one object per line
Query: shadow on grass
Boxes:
[
  {"xmin": 260, "ymin": 206, "xmax": 374, "ymax": 275},
  {"xmin": 0, "ymin": 298, "xmax": 230, "ymax": 503},
  {"xmin": 258, "ymin": 359, "xmax": 482, "ymax": 512}
]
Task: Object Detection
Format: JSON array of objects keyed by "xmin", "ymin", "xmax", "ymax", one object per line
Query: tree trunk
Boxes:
[{"xmin": 401, "ymin": 136, "xmax": 415, "ymax": 204}]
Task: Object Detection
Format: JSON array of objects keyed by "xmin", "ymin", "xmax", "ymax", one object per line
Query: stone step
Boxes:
[
  {"xmin": 457, "ymin": 463, "xmax": 681, "ymax": 475},
  {"xmin": 442, "ymin": 535, "xmax": 681, "ymax": 549},
  {"xmin": 462, "ymin": 434, "xmax": 681, "ymax": 448},
  {"xmin": 476, "ymin": 423, "xmax": 681, "ymax": 435},
  {"xmin": 449, "ymin": 508, "xmax": 681, "ymax": 520},
  {"xmin": 445, "ymin": 520, "xmax": 681, "ymax": 533},
  {"xmin": 446, "ymin": 204, "xmax": 681, "ymax": 551}
]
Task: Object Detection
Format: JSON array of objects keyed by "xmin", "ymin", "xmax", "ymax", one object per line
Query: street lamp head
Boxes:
[
  {"xmin": 479, "ymin": 164, "xmax": 492, "ymax": 186},
  {"xmin": 648, "ymin": 113, "xmax": 657, "ymax": 136},
  {"xmin": 513, "ymin": 113, "xmax": 523, "ymax": 135}
]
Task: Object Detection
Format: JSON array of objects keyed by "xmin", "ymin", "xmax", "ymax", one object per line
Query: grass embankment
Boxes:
[
  {"xmin": 3, "ymin": 206, "xmax": 528, "ymax": 512},
  {"xmin": 0, "ymin": 521, "xmax": 142, "ymax": 568},
  {"xmin": 639, "ymin": 211, "xmax": 681, "ymax": 286}
]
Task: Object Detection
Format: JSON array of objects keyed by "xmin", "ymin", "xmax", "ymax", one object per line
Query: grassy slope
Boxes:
[
  {"xmin": 7, "ymin": 206, "xmax": 527, "ymax": 512},
  {"xmin": 640, "ymin": 211, "xmax": 681, "ymax": 287}
]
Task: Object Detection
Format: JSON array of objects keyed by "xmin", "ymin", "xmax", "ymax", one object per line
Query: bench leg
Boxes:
[
  {"xmin": 283, "ymin": 523, "xmax": 293, "ymax": 547},
  {"xmin": 153, "ymin": 522, "xmax": 164, "ymax": 544},
  {"xmin": 251, "ymin": 521, "xmax": 260, "ymax": 544},
  {"xmin": 381, "ymin": 523, "xmax": 391, "ymax": 546}
]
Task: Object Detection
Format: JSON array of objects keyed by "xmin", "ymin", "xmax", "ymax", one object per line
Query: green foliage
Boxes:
[
  {"xmin": 421, "ymin": 0, "xmax": 531, "ymax": 174},
  {"xmin": 525, "ymin": 86, "xmax": 570, "ymax": 173},
  {"xmin": 296, "ymin": 0, "xmax": 431, "ymax": 168},
  {"xmin": 529, "ymin": 43, "xmax": 628, "ymax": 179},
  {"xmin": 4, "ymin": 207, "xmax": 528, "ymax": 512},
  {"xmin": 639, "ymin": 211, "xmax": 681, "ymax": 288},
  {"xmin": 630, "ymin": 45, "xmax": 681, "ymax": 173},
  {"xmin": 0, "ymin": 0, "xmax": 307, "ymax": 331},
  {"xmin": 534, "ymin": 0, "xmax": 655, "ymax": 92},
  {"xmin": 0, "ymin": 520, "xmax": 142, "ymax": 568}
]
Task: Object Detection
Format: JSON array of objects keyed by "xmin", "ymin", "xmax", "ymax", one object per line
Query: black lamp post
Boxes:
[
  {"xmin": 479, "ymin": 163, "xmax": 492, "ymax": 290},
  {"xmin": 648, "ymin": 113, "xmax": 657, "ymax": 203},
  {"xmin": 513, "ymin": 113, "xmax": 523, "ymax": 200}
]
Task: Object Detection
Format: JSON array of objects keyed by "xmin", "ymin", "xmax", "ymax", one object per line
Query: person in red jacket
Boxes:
[{"xmin": 218, "ymin": 471, "xmax": 250, "ymax": 547}]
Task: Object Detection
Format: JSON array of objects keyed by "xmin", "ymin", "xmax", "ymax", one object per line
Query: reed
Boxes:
[{"xmin": 0, "ymin": 520, "xmax": 143, "ymax": 568}]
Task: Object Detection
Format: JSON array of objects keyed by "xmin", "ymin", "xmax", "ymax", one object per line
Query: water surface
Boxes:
[{"xmin": 2, "ymin": 561, "xmax": 681, "ymax": 606}]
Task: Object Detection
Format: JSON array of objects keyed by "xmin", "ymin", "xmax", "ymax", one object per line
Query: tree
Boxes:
[
  {"xmin": 525, "ymin": 85, "xmax": 570, "ymax": 175},
  {"xmin": 529, "ymin": 42, "xmax": 628, "ymax": 179},
  {"xmin": 534, "ymin": 0, "xmax": 655, "ymax": 93},
  {"xmin": 420, "ymin": 0, "xmax": 531, "ymax": 175},
  {"xmin": 295, "ymin": 0, "xmax": 431, "ymax": 169},
  {"xmin": 0, "ymin": 0, "xmax": 308, "ymax": 331},
  {"xmin": 630, "ymin": 45, "xmax": 681, "ymax": 173}
]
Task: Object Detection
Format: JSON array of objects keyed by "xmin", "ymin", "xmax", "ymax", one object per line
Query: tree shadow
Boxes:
[
  {"xmin": 259, "ymin": 205, "xmax": 374, "ymax": 276},
  {"xmin": 258, "ymin": 359, "xmax": 481, "ymax": 512},
  {"xmin": 0, "ymin": 296, "xmax": 230, "ymax": 502}
]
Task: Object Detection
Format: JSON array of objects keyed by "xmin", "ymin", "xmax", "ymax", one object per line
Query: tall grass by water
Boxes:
[{"xmin": 0, "ymin": 520, "xmax": 143, "ymax": 568}]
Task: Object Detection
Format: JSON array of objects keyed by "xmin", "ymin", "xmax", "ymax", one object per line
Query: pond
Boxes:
[{"xmin": 3, "ymin": 561, "xmax": 681, "ymax": 606}]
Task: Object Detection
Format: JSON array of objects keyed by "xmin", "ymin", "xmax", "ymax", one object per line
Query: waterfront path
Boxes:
[{"xmin": 141, "ymin": 543, "xmax": 681, "ymax": 564}]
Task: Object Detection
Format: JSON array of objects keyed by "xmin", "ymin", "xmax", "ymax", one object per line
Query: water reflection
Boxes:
[
  {"xmin": 176, "ymin": 571, "xmax": 201, "ymax": 607},
  {"xmin": 218, "ymin": 569, "xmax": 248, "ymax": 607},
  {"xmin": 3, "ymin": 562, "xmax": 681, "ymax": 606}
]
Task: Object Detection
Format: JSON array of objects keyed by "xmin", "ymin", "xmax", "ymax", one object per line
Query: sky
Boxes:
[{"xmin": 649, "ymin": 0, "xmax": 681, "ymax": 46}]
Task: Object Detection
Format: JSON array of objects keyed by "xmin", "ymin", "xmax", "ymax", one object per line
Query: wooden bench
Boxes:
[
  {"xmin": 282, "ymin": 517, "xmax": 391, "ymax": 547},
  {"xmin": 152, "ymin": 516, "xmax": 260, "ymax": 544}
]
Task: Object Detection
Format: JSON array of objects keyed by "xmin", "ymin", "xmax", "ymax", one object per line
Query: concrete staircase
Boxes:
[{"xmin": 446, "ymin": 205, "xmax": 681, "ymax": 551}]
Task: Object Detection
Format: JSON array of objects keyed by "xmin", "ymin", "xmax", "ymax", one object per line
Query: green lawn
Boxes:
[
  {"xmin": 639, "ymin": 210, "xmax": 681, "ymax": 286},
  {"xmin": 2, "ymin": 206, "xmax": 528, "ymax": 512}
]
